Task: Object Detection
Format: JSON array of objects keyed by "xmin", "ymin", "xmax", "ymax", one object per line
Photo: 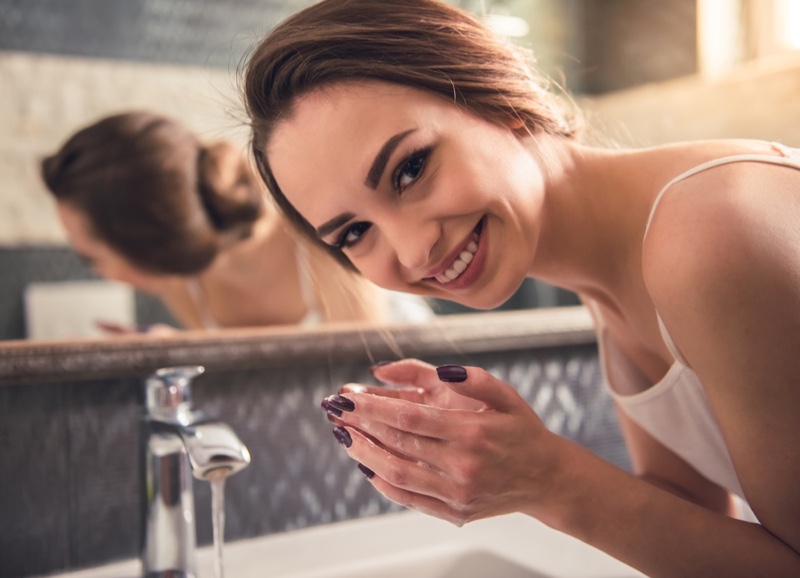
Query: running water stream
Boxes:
[{"xmin": 209, "ymin": 472, "xmax": 228, "ymax": 578}]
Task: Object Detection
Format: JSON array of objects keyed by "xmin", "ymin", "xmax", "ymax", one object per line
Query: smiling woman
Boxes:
[{"xmin": 242, "ymin": 0, "xmax": 800, "ymax": 575}]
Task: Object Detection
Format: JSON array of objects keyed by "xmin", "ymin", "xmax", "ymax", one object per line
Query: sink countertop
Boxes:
[{"xmin": 43, "ymin": 510, "xmax": 645, "ymax": 578}]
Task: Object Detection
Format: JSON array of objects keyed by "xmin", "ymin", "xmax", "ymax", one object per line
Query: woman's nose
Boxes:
[{"xmin": 383, "ymin": 218, "xmax": 440, "ymax": 272}]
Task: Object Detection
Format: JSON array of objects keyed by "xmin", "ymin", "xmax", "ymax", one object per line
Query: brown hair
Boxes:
[
  {"xmin": 41, "ymin": 111, "xmax": 264, "ymax": 275},
  {"xmin": 243, "ymin": 0, "xmax": 578, "ymax": 270}
]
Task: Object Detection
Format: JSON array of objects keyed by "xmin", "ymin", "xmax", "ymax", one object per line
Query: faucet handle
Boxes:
[{"xmin": 145, "ymin": 365, "xmax": 205, "ymax": 419}]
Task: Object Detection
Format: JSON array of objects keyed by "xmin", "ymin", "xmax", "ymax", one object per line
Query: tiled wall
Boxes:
[{"xmin": 0, "ymin": 342, "xmax": 628, "ymax": 577}]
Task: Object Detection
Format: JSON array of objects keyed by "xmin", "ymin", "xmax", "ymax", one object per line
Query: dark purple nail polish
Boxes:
[
  {"xmin": 332, "ymin": 426, "xmax": 352, "ymax": 448},
  {"xmin": 326, "ymin": 394, "xmax": 355, "ymax": 413},
  {"xmin": 436, "ymin": 364, "xmax": 467, "ymax": 382},
  {"xmin": 357, "ymin": 463, "xmax": 375, "ymax": 479},
  {"xmin": 321, "ymin": 399, "xmax": 342, "ymax": 417}
]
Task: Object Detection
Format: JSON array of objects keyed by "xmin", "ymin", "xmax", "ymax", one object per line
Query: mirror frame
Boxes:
[{"xmin": 0, "ymin": 307, "xmax": 595, "ymax": 386}]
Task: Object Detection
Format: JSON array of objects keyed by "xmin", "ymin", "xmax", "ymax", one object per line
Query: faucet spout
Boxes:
[
  {"xmin": 176, "ymin": 418, "xmax": 251, "ymax": 481},
  {"xmin": 141, "ymin": 366, "xmax": 250, "ymax": 578}
]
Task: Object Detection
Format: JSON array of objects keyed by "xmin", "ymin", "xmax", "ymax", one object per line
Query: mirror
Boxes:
[{"xmin": 2, "ymin": 0, "xmax": 799, "ymax": 342}]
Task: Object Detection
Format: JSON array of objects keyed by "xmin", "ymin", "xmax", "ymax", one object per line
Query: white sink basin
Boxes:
[{"xmin": 46, "ymin": 511, "xmax": 644, "ymax": 578}]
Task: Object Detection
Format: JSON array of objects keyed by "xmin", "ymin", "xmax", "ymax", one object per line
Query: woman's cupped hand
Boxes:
[{"xmin": 321, "ymin": 359, "xmax": 568, "ymax": 527}]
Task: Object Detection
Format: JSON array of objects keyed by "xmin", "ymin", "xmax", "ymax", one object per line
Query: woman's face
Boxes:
[
  {"xmin": 56, "ymin": 201, "xmax": 172, "ymax": 295},
  {"xmin": 268, "ymin": 81, "xmax": 547, "ymax": 309}
]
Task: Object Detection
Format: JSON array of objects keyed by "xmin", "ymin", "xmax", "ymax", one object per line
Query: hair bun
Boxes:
[{"xmin": 196, "ymin": 141, "xmax": 264, "ymax": 240}]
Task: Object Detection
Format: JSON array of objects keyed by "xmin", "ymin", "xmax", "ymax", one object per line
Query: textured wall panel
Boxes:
[{"xmin": 0, "ymin": 342, "xmax": 627, "ymax": 576}]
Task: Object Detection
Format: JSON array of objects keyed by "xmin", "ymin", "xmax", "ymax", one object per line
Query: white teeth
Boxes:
[{"xmin": 438, "ymin": 233, "xmax": 479, "ymax": 284}]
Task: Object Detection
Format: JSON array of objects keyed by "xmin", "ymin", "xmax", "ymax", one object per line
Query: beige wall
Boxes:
[
  {"xmin": 579, "ymin": 51, "xmax": 800, "ymax": 148},
  {"xmin": 0, "ymin": 51, "xmax": 247, "ymax": 246}
]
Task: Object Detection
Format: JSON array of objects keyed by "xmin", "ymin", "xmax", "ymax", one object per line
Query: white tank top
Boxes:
[{"xmin": 596, "ymin": 142, "xmax": 800, "ymax": 518}]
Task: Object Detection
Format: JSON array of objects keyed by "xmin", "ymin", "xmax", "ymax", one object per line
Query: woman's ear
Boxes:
[
  {"xmin": 504, "ymin": 115, "xmax": 530, "ymax": 138},
  {"xmin": 506, "ymin": 115, "xmax": 526, "ymax": 130}
]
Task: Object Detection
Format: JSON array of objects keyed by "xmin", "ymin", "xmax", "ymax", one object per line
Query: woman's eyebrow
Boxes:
[
  {"xmin": 365, "ymin": 128, "xmax": 417, "ymax": 189},
  {"xmin": 316, "ymin": 212, "xmax": 356, "ymax": 239},
  {"xmin": 316, "ymin": 128, "xmax": 418, "ymax": 239}
]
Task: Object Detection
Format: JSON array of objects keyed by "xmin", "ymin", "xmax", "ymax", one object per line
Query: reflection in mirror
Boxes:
[
  {"xmin": 0, "ymin": 0, "xmax": 576, "ymax": 342},
  {"xmin": 4, "ymin": 0, "xmax": 800, "ymax": 341}
]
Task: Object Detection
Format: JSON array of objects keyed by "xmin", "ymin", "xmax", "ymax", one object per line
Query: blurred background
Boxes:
[{"xmin": 1, "ymin": 0, "xmax": 799, "ymax": 340}]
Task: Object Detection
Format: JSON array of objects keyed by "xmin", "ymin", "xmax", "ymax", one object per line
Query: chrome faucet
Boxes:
[{"xmin": 141, "ymin": 365, "xmax": 251, "ymax": 578}]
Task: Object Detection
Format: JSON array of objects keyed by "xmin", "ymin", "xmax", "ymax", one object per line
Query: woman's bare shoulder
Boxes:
[{"xmin": 642, "ymin": 155, "xmax": 800, "ymax": 303}]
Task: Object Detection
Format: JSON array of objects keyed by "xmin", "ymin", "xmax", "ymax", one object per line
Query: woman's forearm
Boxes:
[{"xmin": 543, "ymin": 441, "xmax": 800, "ymax": 577}]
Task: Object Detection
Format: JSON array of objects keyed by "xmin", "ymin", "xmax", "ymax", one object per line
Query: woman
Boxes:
[
  {"xmin": 42, "ymin": 111, "xmax": 432, "ymax": 332},
  {"xmin": 241, "ymin": 0, "xmax": 800, "ymax": 575}
]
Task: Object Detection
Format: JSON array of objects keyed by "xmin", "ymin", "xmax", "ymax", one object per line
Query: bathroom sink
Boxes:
[{"xmin": 45, "ymin": 510, "xmax": 644, "ymax": 578}]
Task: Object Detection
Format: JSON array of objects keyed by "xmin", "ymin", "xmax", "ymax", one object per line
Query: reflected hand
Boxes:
[
  {"xmin": 96, "ymin": 320, "xmax": 177, "ymax": 336},
  {"xmin": 324, "ymin": 359, "xmax": 564, "ymax": 527}
]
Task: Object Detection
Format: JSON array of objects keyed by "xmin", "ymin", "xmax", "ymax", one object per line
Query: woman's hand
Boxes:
[
  {"xmin": 338, "ymin": 358, "xmax": 486, "ymax": 411},
  {"xmin": 96, "ymin": 320, "xmax": 177, "ymax": 336},
  {"xmin": 321, "ymin": 359, "xmax": 566, "ymax": 526}
]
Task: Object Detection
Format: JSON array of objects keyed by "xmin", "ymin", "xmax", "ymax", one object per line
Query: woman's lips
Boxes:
[
  {"xmin": 425, "ymin": 218, "xmax": 487, "ymax": 290},
  {"xmin": 435, "ymin": 235, "xmax": 478, "ymax": 283}
]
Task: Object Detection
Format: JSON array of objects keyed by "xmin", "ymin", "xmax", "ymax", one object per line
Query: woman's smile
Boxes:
[{"xmin": 424, "ymin": 217, "xmax": 487, "ymax": 290}]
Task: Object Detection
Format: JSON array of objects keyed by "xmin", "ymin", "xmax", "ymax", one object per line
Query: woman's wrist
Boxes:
[{"xmin": 521, "ymin": 435, "xmax": 610, "ymax": 535}]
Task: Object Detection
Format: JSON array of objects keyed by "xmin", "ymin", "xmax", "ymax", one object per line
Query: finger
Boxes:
[
  {"xmin": 340, "ymin": 382, "xmax": 425, "ymax": 403},
  {"xmin": 344, "ymin": 427, "xmax": 455, "ymax": 503},
  {"xmin": 436, "ymin": 365, "xmax": 520, "ymax": 412},
  {"xmin": 360, "ymin": 470, "xmax": 467, "ymax": 527},
  {"xmin": 369, "ymin": 359, "xmax": 443, "ymax": 390},
  {"xmin": 328, "ymin": 392, "xmax": 457, "ymax": 439},
  {"xmin": 145, "ymin": 323, "xmax": 177, "ymax": 336},
  {"xmin": 354, "ymin": 414, "xmax": 446, "ymax": 463},
  {"xmin": 96, "ymin": 320, "xmax": 134, "ymax": 335}
]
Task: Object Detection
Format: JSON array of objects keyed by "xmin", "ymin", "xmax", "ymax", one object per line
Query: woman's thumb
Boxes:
[{"xmin": 436, "ymin": 364, "xmax": 515, "ymax": 410}]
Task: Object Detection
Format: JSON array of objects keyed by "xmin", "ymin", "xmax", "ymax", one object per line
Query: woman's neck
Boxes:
[
  {"xmin": 202, "ymin": 210, "xmax": 296, "ymax": 285},
  {"xmin": 529, "ymin": 141, "xmax": 654, "ymax": 306}
]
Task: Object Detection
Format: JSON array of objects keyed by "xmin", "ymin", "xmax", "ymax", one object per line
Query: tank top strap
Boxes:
[
  {"xmin": 644, "ymin": 147, "xmax": 800, "ymax": 238},
  {"xmin": 770, "ymin": 141, "xmax": 800, "ymax": 159},
  {"xmin": 186, "ymin": 278, "xmax": 220, "ymax": 330},
  {"xmin": 644, "ymin": 144, "xmax": 800, "ymax": 367}
]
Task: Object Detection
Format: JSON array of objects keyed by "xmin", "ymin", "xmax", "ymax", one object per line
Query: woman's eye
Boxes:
[
  {"xmin": 335, "ymin": 221, "xmax": 372, "ymax": 249},
  {"xmin": 393, "ymin": 147, "xmax": 430, "ymax": 193}
]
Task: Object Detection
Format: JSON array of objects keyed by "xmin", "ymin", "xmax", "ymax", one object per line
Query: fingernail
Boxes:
[
  {"xmin": 332, "ymin": 426, "xmax": 352, "ymax": 448},
  {"xmin": 369, "ymin": 360, "xmax": 394, "ymax": 376},
  {"xmin": 357, "ymin": 463, "xmax": 375, "ymax": 479},
  {"xmin": 320, "ymin": 399, "xmax": 342, "ymax": 417},
  {"xmin": 436, "ymin": 364, "xmax": 467, "ymax": 382},
  {"xmin": 326, "ymin": 394, "xmax": 355, "ymax": 413}
]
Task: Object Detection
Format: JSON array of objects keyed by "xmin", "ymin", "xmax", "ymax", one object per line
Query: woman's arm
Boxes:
[
  {"xmin": 642, "ymin": 161, "xmax": 800, "ymax": 563},
  {"xmin": 615, "ymin": 408, "xmax": 735, "ymax": 516},
  {"xmin": 334, "ymin": 361, "xmax": 800, "ymax": 576}
]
